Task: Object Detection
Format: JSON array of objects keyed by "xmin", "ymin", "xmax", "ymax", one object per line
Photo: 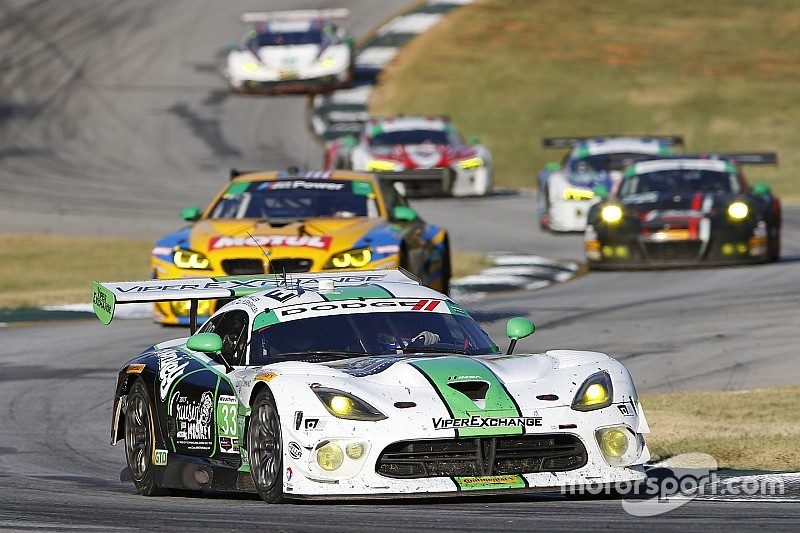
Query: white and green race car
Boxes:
[{"xmin": 95, "ymin": 269, "xmax": 650, "ymax": 502}]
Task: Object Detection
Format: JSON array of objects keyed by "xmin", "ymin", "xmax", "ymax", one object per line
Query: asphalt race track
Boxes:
[{"xmin": 1, "ymin": 0, "xmax": 799, "ymax": 529}]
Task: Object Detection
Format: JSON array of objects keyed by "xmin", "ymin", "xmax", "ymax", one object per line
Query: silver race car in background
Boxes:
[
  {"xmin": 225, "ymin": 9, "xmax": 355, "ymax": 95},
  {"xmin": 538, "ymin": 136, "xmax": 683, "ymax": 232}
]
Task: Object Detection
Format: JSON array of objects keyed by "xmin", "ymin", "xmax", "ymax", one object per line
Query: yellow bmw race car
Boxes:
[{"xmin": 151, "ymin": 169, "xmax": 451, "ymax": 325}]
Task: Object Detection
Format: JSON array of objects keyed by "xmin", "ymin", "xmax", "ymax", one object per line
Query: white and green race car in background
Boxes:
[{"xmin": 95, "ymin": 270, "xmax": 650, "ymax": 502}]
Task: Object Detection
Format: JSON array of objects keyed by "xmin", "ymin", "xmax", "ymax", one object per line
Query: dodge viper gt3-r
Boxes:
[
  {"xmin": 538, "ymin": 136, "xmax": 683, "ymax": 232},
  {"xmin": 225, "ymin": 9, "xmax": 354, "ymax": 95},
  {"xmin": 93, "ymin": 269, "xmax": 651, "ymax": 502},
  {"xmin": 585, "ymin": 153, "xmax": 781, "ymax": 268},
  {"xmin": 151, "ymin": 169, "xmax": 450, "ymax": 325},
  {"xmin": 325, "ymin": 116, "xmax": 493, "ymax": 197}
]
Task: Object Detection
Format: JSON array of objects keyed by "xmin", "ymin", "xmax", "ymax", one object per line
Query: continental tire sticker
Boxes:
[{"xmin": 455, "ymin": 475, "xmax": 526, "ymax": 491}]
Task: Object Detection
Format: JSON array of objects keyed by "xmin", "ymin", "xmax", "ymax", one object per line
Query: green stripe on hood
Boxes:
[{"xmin": 411, "ymin": 357, "xmax": 522, "ymax": 437}]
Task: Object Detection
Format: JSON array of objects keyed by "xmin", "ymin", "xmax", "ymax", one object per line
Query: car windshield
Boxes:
[
  {"xmin": 620, "ymin": 169, "xmax": 740, "ymax": 197},
  {"xmin": 248, "ymin": 311, "xmax": 499, "ymax": 364},
  {"xmin": 371, "ymin": 129, "xmax": 451, "ymax": 147},
  {"xmin": 568, "ymin": 153, "xmax": 658, "ymax": 182},
  {"xmin": 208, "ymin": 179, "xmax": 380, "ymax": 221},
  {"xmin": 251, "ymin": 30, "xmax": 323, "ymax": 47}
]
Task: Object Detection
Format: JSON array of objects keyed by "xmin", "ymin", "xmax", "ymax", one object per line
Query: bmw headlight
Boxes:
[
  {"xmin": 727, "ymin": 201, "xmax": 749, "ymax": 220},
  {"xmin": 456, "ymin": 157, "xmax": 484, "ymax": 170},
  {"xmin": 366, "ymin": 160, "xmax": 402, "ymax": 172},
  {"xmin": 325, "ymin": 248, "xmax": 372, "ymax": 269},
  {"xmin": 173, "ymin": 248, "xmax": 211, "ymax": 269},
  {"xmin": 572, "ymin": 371, "xmax": 613, "ymax": 411},
  {"xmin": 600, "ymin": 205, "xmax": 623, "ymax": 224},
  {"xmin": 311, "ymin": 387, "xmax": 387, "ymax": 421}
]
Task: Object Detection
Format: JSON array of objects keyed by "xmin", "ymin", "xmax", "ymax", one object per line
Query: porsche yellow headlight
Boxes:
[
  {"xmin": 327, "ymin": 248, "xmax": 372, "ymax": 269},
  {"xmin": 317, "ymin": 57, "xmax": 336, "ymax": 68},
  {"xmin": 728, "ymin": 202, "xmax": 749, "ymax": 220},
  {"xmin": 242, "ymin": 61, "xmax": 259, "ymax": 73},
  {"xmin": 600, "ymin": 205, "xmax": 623, "ymax": 224},
  {"xmin": 456, "ymin": 157, "xmax": 484, "ymax": 170},
  {"xmin": 366, "ymin": 160, "xmax": 401, "ymax": 172},
  {"xmin": 173, "ymin": 249, "xmax": 211, "ymax": 269}
]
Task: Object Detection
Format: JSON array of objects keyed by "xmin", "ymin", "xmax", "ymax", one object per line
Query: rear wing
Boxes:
[
  {"xmin": 719, "ymin": 152, "xmax": 778, "ymax": 165},
  {"xmin": 92, "ymin": 269, "xmax": 419, "ymax": 330},
  {"xmin": 240, "ymin": 9, "xmax": 350, "ymax": 24},
  {"xmin": 542, "ymin": 135, "xmax": 684, "ymax": 149}
]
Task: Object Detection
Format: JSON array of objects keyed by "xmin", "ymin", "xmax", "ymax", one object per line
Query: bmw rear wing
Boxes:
[
  {"xmin": 240, "ymin": 9, "xmax": 350, "ymax": 24},
  {"xmin": 92, "ymin": 269, "xmax": 419, "ymax": 331},
  {"xmin": 542, "ymin": 135, "xmax": 684, "ymax": 149}
]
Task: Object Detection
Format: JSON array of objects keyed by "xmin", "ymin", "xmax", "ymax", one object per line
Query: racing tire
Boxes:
[
  {"xmin": 125, "ymin": 379, "xmax": 167, "ymax": 496},
  {"xmin": 768, "ymin": 232, "xmax": 781, "ymax": 263},
  {"xmin": 248, "ymin": 388, "xmax": 284, "ymax": 504}
]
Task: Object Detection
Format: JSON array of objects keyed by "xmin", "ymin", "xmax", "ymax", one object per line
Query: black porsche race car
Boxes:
[{"xmin": 585, "ymin": 153, "xmax": 781, "ymax": 268}]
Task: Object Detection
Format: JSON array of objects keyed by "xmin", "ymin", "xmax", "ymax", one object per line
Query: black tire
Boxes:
[
  {"xmin": 248, "ymin": 388, "xmax": 284, "ymax": 504},
  {"xmin": 769, "ymin": 232, "xmax": 781, "ymax": 263},
  {"xmin": 125, "ymin": 379, "xmax": 166, "ymax": 496}
]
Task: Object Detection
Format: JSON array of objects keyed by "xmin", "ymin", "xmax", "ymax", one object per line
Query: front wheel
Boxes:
[
  {"xmin": 125, "ymin": 379, "xmax": 166, "ymax": 496},
  {"xmin": 248, "ymin": 388, "xmax": 284, "ymax": 504}
]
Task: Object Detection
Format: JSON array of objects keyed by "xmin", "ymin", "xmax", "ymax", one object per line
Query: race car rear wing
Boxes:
[
  {"xmin": 92, "ymin": 269, "xmax": 419, "ymax": 331},
  {"xmin": 542, "ymin": 135, "xmax": 684, "ymax": 149},
  {"xmin": 719, "ymin": 152, "xmax": 778, "ymax": 165},
  {"xmin": 240, "ymin": 9, "xmax": 350, "ymax": 24}
]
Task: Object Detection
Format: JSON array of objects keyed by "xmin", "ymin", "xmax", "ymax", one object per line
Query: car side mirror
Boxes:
[
  {"xmin": 180, "ymin": 206, "xmax": 203, "ymax": 222},
  {"xmin": 392, "ymin": 205, "xmax": 419, "ymax": 222},
  {"xmin": 751, "ymin": 181, "xmax": 772, "ymax": 197},
  {"xmin": 592, "ymin": 185, "xmax": 609, "ymax": 199},
  {"xmin": 544, "ymin": 162, "xmax": 560, "ymax": 172},
  {"xmin": 468, "ymin": 135, "xmax": 482, "ymax": 146},
  {"xmin": 505, "ymin": 317, "xmax": 535, "ymax": 354},
  {"xmin": 186, "ymin": 333, "xmax": 222, "ymax": 354}
]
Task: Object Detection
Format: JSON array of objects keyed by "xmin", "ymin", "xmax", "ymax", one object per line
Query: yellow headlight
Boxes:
[
  {"xmin": 173, "ymin": 249, "xmax": 210, "ymax": 269},
  {"xmin": 329, "ymin": 249, "xmax": 372, "ymax": 269},
  {"xmin": 318, "ymin": 57, "xmax": 336, "ymax": 68},
  {"xmin": 366, "ymin": 160, "xmax": 400, "ymax": 172},
  {"xmin": 345, "ymin": 442, "xmax": 365, "ymax": 460},
  {"xmin": 329, "ymin": 395, "xmax": 353, "ymax": 416},
  {"xmin": 243, "ymin": 61, "xmax": 259, "ymax": 72},
  {"xmin": 316, "ymin": 442, "xmax": 344, "ymax": 471},
  {"xmin": 598, "ymin": 428, "xmax": 629, "ymax": 458},
  {"xmin": 728, "ymin": 202, "xmax": 749, "ymax": 220},
  {"xmin": 600, "ymin": 205, "xmax": 623, "ymax": 224},
  {"xmin": 582, "ymin": 383, "xmax": 609, "ymax": 406},
  {"xmin": 456, "ymin": 157, "xmax": 484, "ymax": 170},
  {"xmin": 562, "ymin": 187, "xmax": 595, "ymax": 201}
]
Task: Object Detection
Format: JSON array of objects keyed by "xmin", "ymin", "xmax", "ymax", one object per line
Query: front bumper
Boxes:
[
  {"xmin": 585, "ymin": 221, "xmax": 769, "ymax": 269},
  {"xmin": 228, "ymin": 70, "xmax": 352, "ymax": 95},
  {"xmin": 275, "ymin": 403, "xmax": 650, "ymax": 498}
]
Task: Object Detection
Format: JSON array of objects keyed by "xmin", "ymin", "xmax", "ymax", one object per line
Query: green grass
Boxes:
[
  {"xmin": 370, "ymin": 0, "xmax": 800, "ymax": 198},
  {"xmin": 642, "ymin": 386, "xmax": 800, "ymax": 471},
  {"xmin": 0, "ymin": 234, "xmax": 153, "ymax": 307}
]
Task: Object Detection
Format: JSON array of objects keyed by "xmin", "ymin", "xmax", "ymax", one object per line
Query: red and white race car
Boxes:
[{"xmin": 325, "ymin": 116, "xmax": 492, "ymax": 197}]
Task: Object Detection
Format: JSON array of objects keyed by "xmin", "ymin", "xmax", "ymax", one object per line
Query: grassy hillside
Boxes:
[{"xmin": 370, "ymin": 0, "xmax": 800, "ymax": 198}]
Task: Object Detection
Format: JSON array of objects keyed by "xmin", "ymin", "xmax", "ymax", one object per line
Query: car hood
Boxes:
[{"xmin": 370, "ymin": 143, "xmax": 476, "ymax": 169}]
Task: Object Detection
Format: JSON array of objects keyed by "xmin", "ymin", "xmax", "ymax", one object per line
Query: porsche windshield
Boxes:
[
  {"xmin": 208, "ymin": 179, "xmax": 380, "ymax": 220},
  {"xmin": 568, "ymin": 153, "xmax": 657, "ymax": 182},
  {"xmin": 248, "ymin": 311, "xmax": 499, "ymax": 364},
  {"xmin": 620, "ymin": 169, "xmax": 740, "ymax": 197},
  {"xmin": 371, "ymin": 129, "xmax": 452, "ymax": 147}
]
